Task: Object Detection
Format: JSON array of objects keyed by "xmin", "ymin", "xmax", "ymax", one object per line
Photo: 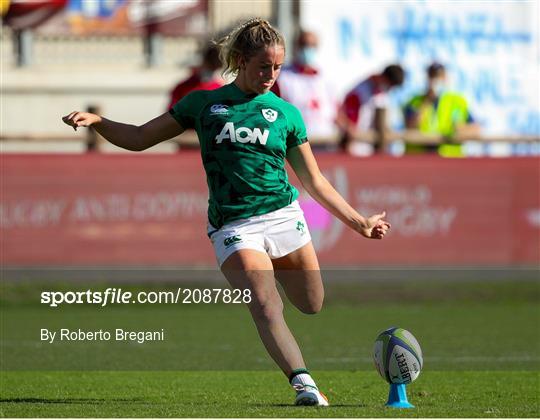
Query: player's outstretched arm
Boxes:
[
  {"xmin": 287, "ymin": 143, "xmax": 390, "ymax": 239},
  {"xmin": 61, "ymin": 111, "xmax": 184, "ymax": 151}
]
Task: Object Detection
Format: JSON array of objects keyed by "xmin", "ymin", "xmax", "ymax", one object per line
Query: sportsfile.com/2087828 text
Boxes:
[{"xmin": 40, "ymin": 288, "xmax": 252, "ymax": 307}]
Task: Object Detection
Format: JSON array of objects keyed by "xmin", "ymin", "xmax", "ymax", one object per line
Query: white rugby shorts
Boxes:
[{"xmin": 207, "ymin": 200, "xmax": 312, "ymax": 267}]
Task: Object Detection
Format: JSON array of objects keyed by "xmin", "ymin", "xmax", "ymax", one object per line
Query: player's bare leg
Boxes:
[
  {"xmin": 272, "ymin": 241, "xmax": 324, "ymax": 315},
  {"xmin": 221, "ymin": 247, "xmax": 328, "ymax": 406},
  {"xmin": 220, "ymin": 249, "xmax": 306, "ymax": 376},
  {"xmin": 270, "ymin": 241, "xmax": 328, "ymax": 405}
]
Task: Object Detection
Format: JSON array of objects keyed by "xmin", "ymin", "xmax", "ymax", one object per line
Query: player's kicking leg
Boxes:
[
  {"xmin": 221, "ymin": 248, "xmax": 328, "ymax": 406},
  {"xmin": 272, "ymin": 241, "xmax": 328, "ymax": 406}
]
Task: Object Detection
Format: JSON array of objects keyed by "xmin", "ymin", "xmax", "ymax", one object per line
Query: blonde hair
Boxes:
[{"xmin": 214, "ymin": 18, "xmax": 285, "ymax": 77}]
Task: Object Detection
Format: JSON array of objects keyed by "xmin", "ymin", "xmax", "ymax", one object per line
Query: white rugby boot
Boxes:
[{"xmin": 294, "ymin": 384, "xmax": 329, "ymax": 406}]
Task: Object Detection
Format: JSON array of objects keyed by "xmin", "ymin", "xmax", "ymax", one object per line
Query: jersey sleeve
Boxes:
[
  {"xmin": 285, "ymin": 104, "xmax": 308, "ymax": 149},
  {"xmin": 169, "ymin": 91, "xmax": 205, "ymax": 129},
  {"xmin": 372, "ymin": 92, "xmax": 389, "ymax": 109},
  {"xmin": 342, "ymin": 91, "xmax": 361, "ymax": 124}
]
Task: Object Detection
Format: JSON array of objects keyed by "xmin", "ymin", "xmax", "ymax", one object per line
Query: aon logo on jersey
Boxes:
[{"xmin": 215, "ymin": 122, "xmax": 269, "ymax": 145}]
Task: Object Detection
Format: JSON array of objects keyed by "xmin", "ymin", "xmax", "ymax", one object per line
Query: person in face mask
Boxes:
[
  {"xmin": 167, "ymin": 43, "xmax": 224, "ymax": 111},
  {"xmin": 271, "ymin": 30, "xmax": 339, "ymax": 141},
  {"xmin": 295, "ymin": 31, "xmax": 319, "ymax": 69},
  {"xmin": 428, "ymin": 63, "xmax": 448, "ymax": 98},
  {"xmin": 167, "ymin": 43, "xmax": 225, "ymax": 151},
  {"xmin": 403, "ymin": 63, "xmax": 480, "ymax": 155}
]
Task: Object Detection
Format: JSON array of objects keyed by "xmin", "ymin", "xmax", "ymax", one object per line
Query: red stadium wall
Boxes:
[{"xmin": 2, "ymin": 153, "xmax": 539, "ymax": 266}]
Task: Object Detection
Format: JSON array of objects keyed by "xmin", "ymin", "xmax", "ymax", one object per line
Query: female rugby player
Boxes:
[{"xmin": 62, "ymin": 18, "xmax": 390, "ymax": 406}]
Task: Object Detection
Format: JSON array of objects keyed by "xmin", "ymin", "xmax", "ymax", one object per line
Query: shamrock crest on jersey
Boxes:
[{"xmin": 262, "ymin": 108, "xmax": 278, "ymax": 122}]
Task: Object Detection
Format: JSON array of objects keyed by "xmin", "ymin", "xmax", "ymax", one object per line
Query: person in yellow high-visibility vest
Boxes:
[
  {"xmin": 1, "ymin": 0, "xmax": 10, "ymax": 16},
  {"xmin": 403, "ymin": 63, "xmax": 480, "ymax": 156}
]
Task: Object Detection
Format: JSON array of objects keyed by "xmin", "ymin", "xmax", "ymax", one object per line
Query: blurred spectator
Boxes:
[
  {"xmin": 167, "ymin": 43, "xmax": 224, "ymax": 110},
  {"xmin": 271, "ymin": 30, "xmax": 338, "ymax": 141},
  {"xmin": 337, "ymin": 64, "xmax": 405, "ymax": 154},
  {"xmin": 403, "ymin": 63, "xmax": 480, "ymax": 155}
]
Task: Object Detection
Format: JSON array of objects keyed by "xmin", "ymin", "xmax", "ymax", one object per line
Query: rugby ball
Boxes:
[{"xmin": 373, "ymin": 327, "xmax": 423, "ymax": 384}]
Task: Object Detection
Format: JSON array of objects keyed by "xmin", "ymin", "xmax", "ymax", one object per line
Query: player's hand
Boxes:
[
  {"xmin": 62, "ymin": 112, "xmax": 102, "ymax": 131},
  {"xmin": 360, "ymin": 211, "xmax": 391, "ymax": 239}
]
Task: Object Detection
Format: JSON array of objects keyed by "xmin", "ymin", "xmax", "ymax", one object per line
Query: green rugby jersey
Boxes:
[{"xmin": 169, "ymin": 83, "xmax": 308, "ymax": 229}]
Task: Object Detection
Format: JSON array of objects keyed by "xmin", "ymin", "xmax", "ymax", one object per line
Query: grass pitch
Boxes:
[
  {"xmin": 1, "ymin": 371, "xmax": 538, "ymax": 417},
  {"xmin": 1, "ymin": 279, "xmax": 539, "ymax": 417}
]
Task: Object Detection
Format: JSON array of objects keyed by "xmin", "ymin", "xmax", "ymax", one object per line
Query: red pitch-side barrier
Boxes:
[{"xmin": 1, "ymin": 153, "xmax": 539, "ymax": 266}]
